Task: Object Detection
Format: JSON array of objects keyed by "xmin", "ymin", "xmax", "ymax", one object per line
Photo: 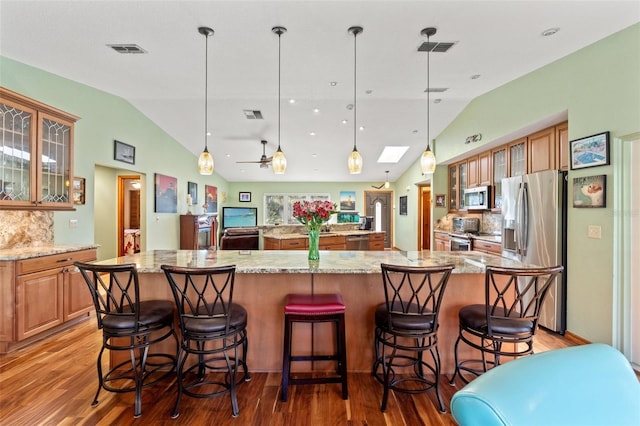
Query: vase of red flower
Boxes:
[{"xmin": 292, "ymin": 200, "xmax": 337, "ymax": 260}]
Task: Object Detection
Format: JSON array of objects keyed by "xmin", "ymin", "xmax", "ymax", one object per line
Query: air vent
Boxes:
[
  {"xmin": 107, "ymin": 44, "xmax": 147, "ymax": 54},
  {"xmin": 417, "ymin": 41, "xmax": 456, "ymax": 53},
  {"xmin": 243, "ymin": 110, "xmax": 263, "ymax": 119},
  {"xmin": 424, "ymin": 87, "xmax": 448, "ymax": 93}
]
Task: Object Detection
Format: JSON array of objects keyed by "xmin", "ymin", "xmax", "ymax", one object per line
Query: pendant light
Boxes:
[
  {"xmin": 347, "ymin": 26, "xmax": 363, "ymax": 174},
  {"xmin": 197, "ymin": 26, "xmax": 215, "ymax": 175},
  {"xmin": 271, "ymin": 26, "xmax": 287, "ymax": 175},
  {"xmin": 384, "ymin": 171, "xmax": 390, "ymax": 189},
  {"xmin": 420, "ymin": 27, "xmax": 437, "ymax": 175}
]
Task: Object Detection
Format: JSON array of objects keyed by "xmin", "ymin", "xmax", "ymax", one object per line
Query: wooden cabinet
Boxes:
[
  {"xmin": 477, "ymin": 151, "xmax": 492, "ymax": 186},
  {"xmin": 0, "ymin": 88, "xmax": 78, "ymax": 210},
  {"xmin": 264, "ymin": 236, "xmax": 307, "ymax": 250},
  {"xmin": 472, "ymin": 239, "xmax": 502, "ymax": 255},
  {"xmin": 1, "ymin": 248, "xmax": 96, "ymax": 352},
  {"xmin": 509, "ymin": 138, "xmax": 527, "ymax": 177},
  {"xmin": 319, "ymin": 235, "xmax": 346, "ymax": 250},
  {"xmin": 180, "ymin": 215, "xmax": 216, "ymax": 250},
  {"xmin": 368, "ymin": 233, "xmax": 385, "ymax": 251},
  {"xmin": 492, "ymin": 146, "xmax": 507, "ymax": 210},
  {"xmin": 528, "ymin": 126, "xmax": 556, "ymax": 173},
  {"xmin": 458, "ymin": 161, "xmax": 468, "ymax": 209},
  {"xmin": 448, "ymin": 164, "xmax": 458, "ymax": 211},
  {"xmin": 434, "ymin": 232, "xmax": 450, "ymax": 251},
  {"xmin": 467, "ymin": 156, "xmax": 479, "ymax": 188},
  {"xmin": 556, "ymin": 122, "xmax": 569, "ymax": 171}
]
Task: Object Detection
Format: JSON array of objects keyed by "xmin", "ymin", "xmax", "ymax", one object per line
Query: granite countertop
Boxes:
[
  {"xmin": 94, "ymin": 249, "xmax": 534, "ymax": 275},
  {"xmin": 264, "ymin": 230, "xmax": 382, "ymax": 240},
  {"xmin": 0, "ymin": 244, "xmax": 99, "ymax": 261}
]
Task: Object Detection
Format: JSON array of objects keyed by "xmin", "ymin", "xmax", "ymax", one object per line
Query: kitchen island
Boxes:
[{"xmin": 96, "ymin": 249, "xmax": 534, "ymax": 374}]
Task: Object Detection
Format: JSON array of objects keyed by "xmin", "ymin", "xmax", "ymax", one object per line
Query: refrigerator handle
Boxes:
[
  {"xmin": 515, "ymin": 183, "xmax": 524, "ymax": 254},
  {"xmin": 521, "ymin": 182, "xmax": 529, "ymax": 257}
]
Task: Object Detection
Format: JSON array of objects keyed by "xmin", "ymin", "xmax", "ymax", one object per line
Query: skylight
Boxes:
[{"xmin": 377, "ymin": 146, "xmax": 409, "ymax": 163}]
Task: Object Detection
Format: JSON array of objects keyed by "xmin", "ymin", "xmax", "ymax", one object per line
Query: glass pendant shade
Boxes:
[
  {"xmin": 420, "ymin": 146, "xmax": 436, "ymax": 174},
  {"xmin": 272, "ymin": 148, "xmax": 287, "ymax": 174},
  {"xmin": 198, "ymin": 148, "xmax": 214, "ymax": 175},
  {"xmin": 348, "ymin": 148, "xmax": 363, "ymax": 174}
]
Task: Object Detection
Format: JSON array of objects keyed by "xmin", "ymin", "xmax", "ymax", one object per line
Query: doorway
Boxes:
[
  {"xmin": 365, "ymin": 191, "xmax": 392, "ymax": 249},
  {"xmin": 118, "ymin": 175, "xmax": 141, "ymax": 256},
  {"xmin": 418, "ymin": 184, "xmax": 432, "ymax": 250}
]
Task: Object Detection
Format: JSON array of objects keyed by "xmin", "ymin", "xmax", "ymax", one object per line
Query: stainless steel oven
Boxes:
[{"xmin": 449, "ymin": 235, "xmax": 472, "ymax": 251}]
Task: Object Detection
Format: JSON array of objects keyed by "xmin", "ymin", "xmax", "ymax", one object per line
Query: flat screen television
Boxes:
[{"xmin": 222, "ymin": 207, "xmax": 258, "ymax": 229}]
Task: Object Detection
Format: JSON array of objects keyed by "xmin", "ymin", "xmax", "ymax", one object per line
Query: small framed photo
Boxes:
[
  {"xmin": 570, "ymin": 131, "xmax": 609, "ymax": 170},
  {"xmin": 573, "ymin": 175, "xmax": 606, "ymax": 208},
  {"xmin": 399, "ymin": 195, "xmax": 408, "ymax": 215},
  {"xmin": 239, "ymin": 192, "xmax": 251, "ymax": 202},
  {"xmin": 72, "ymin": 177, "xmax": 85, "ymax": 205},
  {"xmin": 435, "ymin": 193, "xmax": 446, "ymax": 208},
  {"xmin": 114, "ymin": 140, "xmax": 135, "ymax": 165}
]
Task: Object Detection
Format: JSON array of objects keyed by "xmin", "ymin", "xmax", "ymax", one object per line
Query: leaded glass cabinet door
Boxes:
[
  {"xmin": 0, "ymin": 99, "xmax": 37, "ymax": 207},
  {"xmin": 38, "ymin": 112, "xmax": 73, "ymax": 207}
]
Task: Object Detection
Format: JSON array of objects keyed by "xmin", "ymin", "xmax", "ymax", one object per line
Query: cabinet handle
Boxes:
[{"xmin": 57, "ymin": 257, "xmax": 72, "ymax": 263}]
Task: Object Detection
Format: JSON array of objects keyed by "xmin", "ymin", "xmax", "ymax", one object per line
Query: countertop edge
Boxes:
[{"xmin": 0, "ymin": 244, "xmax": 100, "ymax": 261}]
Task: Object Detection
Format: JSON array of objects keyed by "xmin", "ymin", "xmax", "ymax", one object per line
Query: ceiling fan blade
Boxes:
[
  {"xmin": 371, "ymin": 183, "xmax": 385, "ymax": 189},
  {"xmin": 236, "ymin": 160, "xmax": 265, "ymax": 164}
]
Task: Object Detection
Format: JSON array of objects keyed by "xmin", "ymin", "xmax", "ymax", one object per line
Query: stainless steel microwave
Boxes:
[{"xmin": 463, "ymin": 186, "xmax": 491, "ymax": 210}]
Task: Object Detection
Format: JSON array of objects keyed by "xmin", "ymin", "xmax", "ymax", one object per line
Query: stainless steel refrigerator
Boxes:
[{"xmin": 501, "ymin": 170, "xmax": 567, "ymax": 333}]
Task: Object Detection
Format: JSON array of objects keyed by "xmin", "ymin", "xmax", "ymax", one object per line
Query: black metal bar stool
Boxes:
[{"xmin": 281, "ymin": 293, "xmax": 348, "ymax": 402}]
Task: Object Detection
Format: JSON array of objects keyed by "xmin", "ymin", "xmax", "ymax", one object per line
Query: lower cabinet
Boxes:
[
  {"xmin": 434, "ymin": 232, "xmax": 450, "ymax": 251},
  {"xmin": 1, "ymin": 248, "xmax": 97, "ymax": 351},
  {"xmin": 368, "ymin": 233, "xmax": 384, "ymax": 251},
  {"xmin": 472, "ymin": 239, "xmax": 502, "ymax": 255}
]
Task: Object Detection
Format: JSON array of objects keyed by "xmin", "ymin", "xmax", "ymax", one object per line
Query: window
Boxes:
[{"xmin": 264, "ymin": 193, "xmax": 331, "ymax": 225}]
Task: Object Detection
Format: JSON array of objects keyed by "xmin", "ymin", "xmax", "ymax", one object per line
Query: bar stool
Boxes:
[{"xmin": 281, "ymin": 293, "xmax": 348, "ymax": 402}]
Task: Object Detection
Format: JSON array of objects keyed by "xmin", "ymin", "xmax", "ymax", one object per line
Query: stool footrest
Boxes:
[
  {"xmin": 289, "ymin": 376, "xmax": 344, "ymax": 386},
  {"xmin": 290, "ymin": 354, "xmax": 340, "ymax": 362}
]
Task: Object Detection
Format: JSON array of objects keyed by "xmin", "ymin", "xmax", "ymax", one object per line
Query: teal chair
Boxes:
[{"xmin": 450, "ymin": 344, "xmax": 640, "ymax": 426}]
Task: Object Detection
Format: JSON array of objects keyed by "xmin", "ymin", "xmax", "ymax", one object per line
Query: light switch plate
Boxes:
[
  {"xmin": 588, "ymin": 225, "xmax": 601, "ymax": 239},
  {"xmin": 69, "ymin": 219, "xmax": 78, "ymax": 228}
]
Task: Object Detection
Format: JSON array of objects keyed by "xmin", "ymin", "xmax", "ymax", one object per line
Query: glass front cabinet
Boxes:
[{"xmin": 1, "ymin": 88, "xmax": 78, "ymax": 210}]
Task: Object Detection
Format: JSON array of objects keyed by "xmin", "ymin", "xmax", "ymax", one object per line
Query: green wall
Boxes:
[{"xmin": 396, "ymin": 23, "xmax": 640, "ymax": 344}]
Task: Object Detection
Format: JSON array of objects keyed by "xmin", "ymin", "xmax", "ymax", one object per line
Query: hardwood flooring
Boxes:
[{"xmin": 0, "ymin": 317, "xmax": 583, "ymax": 426}]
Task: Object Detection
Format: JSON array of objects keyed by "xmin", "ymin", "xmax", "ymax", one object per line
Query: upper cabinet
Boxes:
[
  {"xmin": 447, "ymin": 122, "xmax": 568, "ymax": 213},
  {"xmin": 1, "ymin": 88, "xmax": 78, "ymax": 210}
]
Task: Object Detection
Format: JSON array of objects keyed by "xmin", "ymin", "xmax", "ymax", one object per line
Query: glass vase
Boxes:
[{"xmin": 307, "ymin": 227, "xmax": 320, "ymax": 260}]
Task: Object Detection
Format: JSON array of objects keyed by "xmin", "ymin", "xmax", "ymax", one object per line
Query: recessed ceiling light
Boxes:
[
  {"xmin": 359, "ymin": 126, "xmax": 365, "ymax": 131},
  {"xmin": 341, "ymin": 119, "xmax": 348, "ymax": 124},
  {"xmin": 541, "ymin": 27, "xmax": 560, "ymax": 37},
  {"xmin": 225, "ymin": 153, "xmax": 231, "ymax": 158},
  {"xmin": 289, "ymin": 99, "xmax": 296, "ymax": 104},
  {"xmin": 309, "ymin": 131, "xmax": 316, "ymax": 136},
  {"xmin": 377, "ymin": 146, "xmax": 410, "ymax": 163},
  {"xmin": 346, "ymin": 104, "xmax": 354, "ymax": 110},
  {"xmin": 471, "ymin": 74, "xmax": 481, "ymax": 80},
  {"xmin": 313, "ymin": 108, "xmax": 320, "ymax": 113},
  {"xmin": 312, "ymin": 153, "xmax": 317, "ymax": 158},
  {"xmin": 366, "ymin": 90, "xmax": 373, "ymax": 94},
  {"xmin": 330, "ymin": 81, "xmax": 338, "ymax": 86}
]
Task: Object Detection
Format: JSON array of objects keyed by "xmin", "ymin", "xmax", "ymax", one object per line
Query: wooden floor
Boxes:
[{"xmin": 0, "ymin": 317, "xmax": 583, "ymax": 426}]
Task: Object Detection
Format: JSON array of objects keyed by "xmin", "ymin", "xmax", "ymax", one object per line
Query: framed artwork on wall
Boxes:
[
  {"xmin": 399, "ymin": 195, "xmax": 408, "ymax": 215},
  {"xmin": 570, "ymin": 131, "xmax": 609, "ymax": 170},
  {"xmin": 239, "ymin": 192, "xmax": 251, "ymax": 202},
  {"xmin": 339, "ymin": 191, "xmax": 356, "ymax": 211},
  {"xmin": 573, "ymin": 175, "xmax": 606, "ymax": 208},
  {"xmin": 204, "ymin": 185, "xmax": 217, "ymax": 213},
  {"xmin": 72, "ymin": 177, "xmax": 85, "ymax": 205},
  {"xmin": 187, "ymin": 181, "xmax": 198, "ymax": 204},
  {"xmin": 435, "ymin": 194, "xmax": 446, "ymax": 208},
  {"xmin": 114, "ymin": 140, "xmax": 135, "ymax": 165},
  {"xmin": 154, "ymin": 173, "xmax": 177, "ymax": 213}
]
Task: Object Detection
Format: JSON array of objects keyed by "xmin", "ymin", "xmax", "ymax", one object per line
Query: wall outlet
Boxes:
[
  {"xmin": 588, "ymin": 225, "xmax": 601, "ymax": 239},
  {"xmin": 69, "ymin": 219, "xmax": 78, "ymax": 228}
]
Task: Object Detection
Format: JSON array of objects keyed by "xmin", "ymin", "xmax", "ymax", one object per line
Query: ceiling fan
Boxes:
[
  {"xmin": 236, "ymin": 140, "xmax": 272, "ymax": 168},
  {"xmin": 371, "ymin": 171, "xmax": 390, "ymax": 189}
]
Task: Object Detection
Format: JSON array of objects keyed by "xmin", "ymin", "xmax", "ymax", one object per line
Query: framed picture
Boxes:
[
  {"xmin": 114, "ymin": 140, "xmax": 135, "ymax": 165},
  {"xmin": 339, "ymin": 191, "xmax": 356, "ymax": 211},
  {"xmin": 573, "ymin": 175, "xmax": 606, "ymax": 208},
  {"xmin": 570, "ymin": 131, "xmax": 609, "ymax": 170},
  {"xmin": 204, "ymin": 185, "xmax": 217, "ymax": 213},
  {"xmin": 187, "ymin": 181, "xmax": 198, "ymax": 204},
  {"xmin": 239, "ymin": 192, "xmax": 251, "ymax": 202},
  {"xmin": 154, "ymin": 173, "xmax": 177, "ymax": 213},
  {"xmin": 399, "ymin": 195, "xmax": 408, "ymax": 215},
  {"xmin": 72, "ymin": 177, "xmax": 85, "ymax": 205},
  {"xmin": 435, "ymin": 193, "xmax": 446, "ymax": 208}
]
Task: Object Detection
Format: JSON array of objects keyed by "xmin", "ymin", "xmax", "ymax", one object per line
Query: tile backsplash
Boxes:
[
  {"xmin": 0, "ymin": 211, "xmax": 54, "ymax": 249},
  {"xmin": 435, "ymin": 212, "xmax": 502, "ymax": 234}
]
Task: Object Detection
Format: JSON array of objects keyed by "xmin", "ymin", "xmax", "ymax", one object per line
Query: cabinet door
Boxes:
[
  {"xmin": 448, "ymin": 165, "xmax": 457, "ymax": 211},
  {"xmin": 0, "ymin": 99, "xmax": 37, "ymax": 207},
  {"xmin": 492, "ymin": 147, "xmax": 507, "ymax": 209},
  {"xmin": 556, "ymin": 122, "xmax": 569, "ymax": 171},
  {"xmin": 37, "ymin": 112, "xmax": 74, "ymax": 207},
  {"xmin": 16, "ymin": 269, "xmax": 64, "ymax": 340},
  {"xmin": 64, "ymin": 267, "xmax": 94, "ymax": 321},
  {"xmin": 458, "ymin": 162, "xmax": 467, "ymax": 209},
  {"xmin": 467, "ymin": 156, "xmax": 479, "ymax": 188},
  {"xmin": 478, "ymin": 151, "xmax": 492, "ymax": 186},
  {"xmin": 528, "ymin": 126, "xmax": 556, "ymax": 173},
  {"xmin": 509, "ymin": 138, "xmax": 527, "ymax": 177}
]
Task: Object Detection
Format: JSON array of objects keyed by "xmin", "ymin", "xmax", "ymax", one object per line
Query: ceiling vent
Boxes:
[
  {"xmin": 107, "ymin": 44, "xmax": 147, "ymax": 54},
  {"xmin": 424, "ymin": 87, "xmax": 448, "ymax": 93},
  {"xmin": 417, "ymin": 41, "xmax": 456, "ymax": 53},
  {"xmin": 243, "ymin": 109, "xmax": 263, "ymax": 119}
]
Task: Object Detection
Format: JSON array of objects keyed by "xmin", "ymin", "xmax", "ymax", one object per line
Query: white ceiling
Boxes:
[{"xmin": 1, "ymin": 0, "xmax": 638, "ymax": 183}]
